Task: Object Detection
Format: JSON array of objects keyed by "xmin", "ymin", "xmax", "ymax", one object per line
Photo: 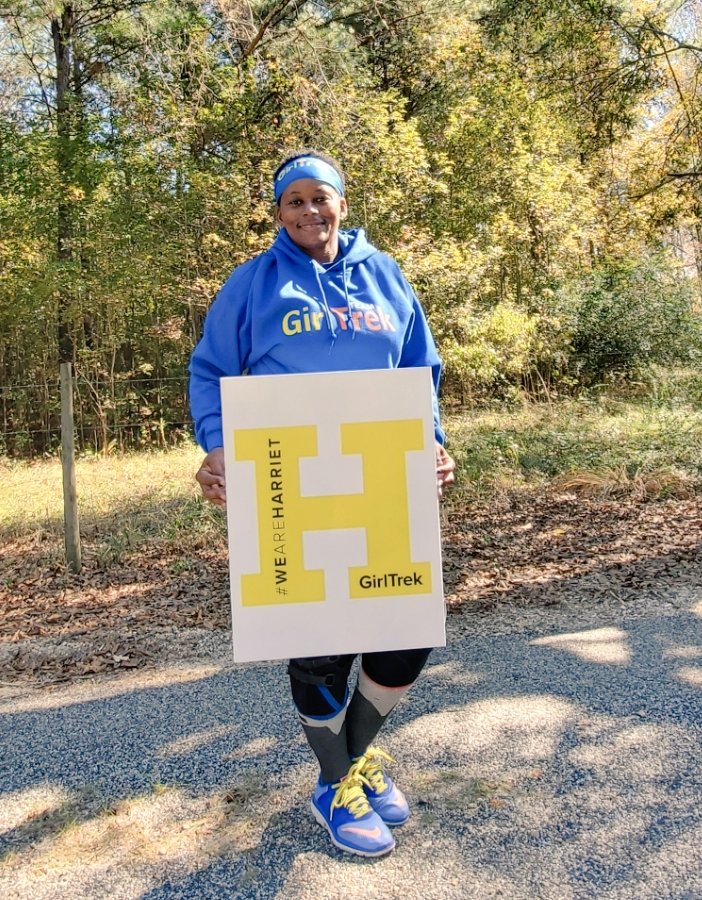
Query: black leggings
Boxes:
[{"xmin": 288, "ymin": 648, "xmax": 432, "ymax": 717}]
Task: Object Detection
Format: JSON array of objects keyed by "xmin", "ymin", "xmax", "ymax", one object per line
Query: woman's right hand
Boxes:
[{"xmin": 196, "ymin": 447, "xmax": 226, "ymax": 507}]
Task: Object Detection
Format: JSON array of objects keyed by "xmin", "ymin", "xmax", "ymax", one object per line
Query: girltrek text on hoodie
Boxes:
[{"xmin": 188, "ymin": 227, "xmax": 444, "ymax": 451}]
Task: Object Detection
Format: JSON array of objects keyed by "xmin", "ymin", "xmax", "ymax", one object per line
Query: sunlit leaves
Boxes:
[{"xmin": 0, "ymin": 0, "xmax": 701, "ymax": 452}]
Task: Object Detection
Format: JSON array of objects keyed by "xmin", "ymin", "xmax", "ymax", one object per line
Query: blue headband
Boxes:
[{"xmin": 274, "ymin": 157, "xmax": 344, "ymax": 202}]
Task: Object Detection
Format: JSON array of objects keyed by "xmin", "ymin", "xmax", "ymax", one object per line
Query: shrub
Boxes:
[
  {"xmin": 434, "ymin": 301, "xmax": 543, "ymax": 401},
  {"xmin": 558, "ymin": 254, "xmax": 702, "ymax": 384}
]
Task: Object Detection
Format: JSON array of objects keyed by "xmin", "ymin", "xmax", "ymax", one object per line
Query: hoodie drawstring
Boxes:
[
  {"xmin": 313, "ymin": 262, "xmax": 337, "ymax": 347},
  {"xmin": 342, "ymin": 258, "xmax": 357, "ymax": 341},
  {"xmin": 315, "ymin": 257, "xmax": 355, "ymax": 344}
]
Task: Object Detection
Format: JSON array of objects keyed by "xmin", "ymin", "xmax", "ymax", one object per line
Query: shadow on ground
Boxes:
[{"xmin": 1, "ymin": 582, "xmax": 701, "ymax": 899}]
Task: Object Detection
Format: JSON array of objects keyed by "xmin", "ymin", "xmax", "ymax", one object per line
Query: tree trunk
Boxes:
[
  {"xmin": 692, "ymin": 199, "xmax": 702, "ymax": 295},
  {"xmin": 52, "ymin": 4, "xmax": 77, "ymax": 364}
]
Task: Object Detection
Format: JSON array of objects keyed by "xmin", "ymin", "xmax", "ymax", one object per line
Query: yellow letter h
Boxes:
[{"xmin": 234, "ymin": 421, "xmax": 431, "ymax": 606}]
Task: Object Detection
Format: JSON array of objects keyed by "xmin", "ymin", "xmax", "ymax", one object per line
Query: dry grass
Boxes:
[
  {"xmin": 0, "ymin": 443, "xmax": 225, "ymax": 571},
  {"xmin": 1, "ymin": 398, "xmax": 700, "ymax": 572},
  {"xmin": 447, "ymin": 397, "xmax": 702, "ymax": 501},
  {"xmin": 553, "ymin": 467, "xmax": 696, "ymax": 500},
  {"xmin": 0, "ymin": 444, "xmax": 204, "ymax": 538}
]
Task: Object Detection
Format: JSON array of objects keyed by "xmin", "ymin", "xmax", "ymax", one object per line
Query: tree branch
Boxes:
[
  {"xmin": 8, "ymin": 14, "xmax": 54, "ymax": 119},
  {"xmin": 239, "ymin": 0, "xmax": 306, "ymax": 62}
]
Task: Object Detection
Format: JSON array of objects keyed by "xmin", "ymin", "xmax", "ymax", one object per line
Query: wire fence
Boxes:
[{"xmin": 0, "ymin": 372, "xmax": 194, "ymax": 457}]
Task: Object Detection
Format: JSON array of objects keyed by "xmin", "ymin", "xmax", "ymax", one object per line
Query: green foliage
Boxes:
[
  {"xmin": 438, "ymin": 302, "xmax": 542, "ymax": 400},
  {"xmin": 393, "ymin": 233, "xmax": 542, "ymax": 397},
  {"xmin": 558, "ymin": 254, "xmax": 702, "ymax": 383},
  {"xmin": 1, "ymin": 0, "xmax": 702, "ymax": 454},
  {"xmin": 480, "ymin": 0, "xmax": 663, "ymax": 152}
]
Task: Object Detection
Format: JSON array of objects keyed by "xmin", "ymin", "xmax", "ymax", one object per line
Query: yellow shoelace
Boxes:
[
  {"xmin": 330, "ymin": 757, "xmax": 373, "ymax": 819},
  {"xmin": 357, "ymin": 746, "xmax": 395, "ymax": 794}
]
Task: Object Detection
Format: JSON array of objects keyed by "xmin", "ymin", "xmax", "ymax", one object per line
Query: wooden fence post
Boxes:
[{"xmin": 61, "ymin": 362, "xmax": 82, "ymax": 573}]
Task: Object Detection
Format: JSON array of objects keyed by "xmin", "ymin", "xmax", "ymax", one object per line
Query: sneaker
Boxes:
[
  {"xmin": 356, "ymin": 747, "xmax": 410, "ymax": 826},
  {"xmin": 311, "ymin": 760, "xmax": 395, "ymax": 858}
]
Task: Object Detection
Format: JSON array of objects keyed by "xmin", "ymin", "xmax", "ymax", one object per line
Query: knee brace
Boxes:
[
  {"xmin": 361, "ymin": 648, "xmax": 432, "ymax": 688},
  {"xmin": 288, "ymin": 654, "xmax": 355, "ymax": 717}
]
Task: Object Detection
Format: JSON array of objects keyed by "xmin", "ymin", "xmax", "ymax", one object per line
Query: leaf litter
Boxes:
[{"xmin": 1, "ymin": 486, "xmax": 700, "ymax": 685}]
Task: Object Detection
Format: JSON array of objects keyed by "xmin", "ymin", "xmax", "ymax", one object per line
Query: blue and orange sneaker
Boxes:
[
  {"xmin": 311, "ymin": 759, "xmax": 395, "ymax": 857},
  {"xmin": 356, "ymin": 747, "xmax": 410, "ymax": 826}
]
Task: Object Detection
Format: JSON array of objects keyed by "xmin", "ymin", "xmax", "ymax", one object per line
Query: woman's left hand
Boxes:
[{"xmin": 435, "ymin": 442, "xmax": 456, "ymax": 499}]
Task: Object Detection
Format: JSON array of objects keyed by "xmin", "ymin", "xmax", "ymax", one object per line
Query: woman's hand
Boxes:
[
  {"xmin": 435, "ymin": 442, "xmax": 456, "ymax": 499},
  {"xmin": 196, "ymin": 447, "xmax": 226, "ymax": 507},
  {"xmin": 196, "ymin": 443, "xmax": 454, "ymax": 506}
]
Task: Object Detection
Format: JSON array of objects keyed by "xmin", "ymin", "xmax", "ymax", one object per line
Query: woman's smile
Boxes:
[{"xmin": 276, "ymin": 178, "xmax": 348, "ymax": 263}]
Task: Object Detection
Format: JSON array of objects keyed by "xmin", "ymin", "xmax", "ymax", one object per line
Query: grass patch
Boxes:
[
  {"xmin": 1, "ymin": 395, "xmax": 700, "ymax": 567},
  {"xmin": 446, "ymin": 396, "xmax": 702, "ymax": 499},
  {"xmin": 0, "ymin": 442, "xmax": 225, "ymax": 566},
  {"xmin": 0, "ymin": 444, "xmax": 204, "ymax": 533}
]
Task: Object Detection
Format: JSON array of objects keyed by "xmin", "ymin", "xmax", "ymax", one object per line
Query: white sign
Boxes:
[{"xmin": 221, "ymin": 368, "xmax": 446, "ymax": 662}]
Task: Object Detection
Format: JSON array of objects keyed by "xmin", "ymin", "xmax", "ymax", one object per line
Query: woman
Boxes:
[{"xmin": 189, "ymin": 150, "xmax": 455, "ymax": 858}]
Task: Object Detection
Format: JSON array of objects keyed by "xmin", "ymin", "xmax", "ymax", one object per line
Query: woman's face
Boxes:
[{"xmin": 276, "ymin": 178, "xmax": 348, "ymax": 263}]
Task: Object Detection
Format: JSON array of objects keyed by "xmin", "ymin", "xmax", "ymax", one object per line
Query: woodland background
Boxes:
[{"xmin": 1, "ymin": 0, "xmax": 702, "ymax": 456}]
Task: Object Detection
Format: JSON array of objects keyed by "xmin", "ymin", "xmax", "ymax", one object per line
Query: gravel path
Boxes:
[{"xmin": 1, "ymin": 590, "xmax": 701, "ymax": 900}]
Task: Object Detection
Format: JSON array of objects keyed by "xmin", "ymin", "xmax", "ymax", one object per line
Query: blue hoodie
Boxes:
[{"xmin": 189, "ymin": 227, "xmax": 444, "ymax": 450}]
